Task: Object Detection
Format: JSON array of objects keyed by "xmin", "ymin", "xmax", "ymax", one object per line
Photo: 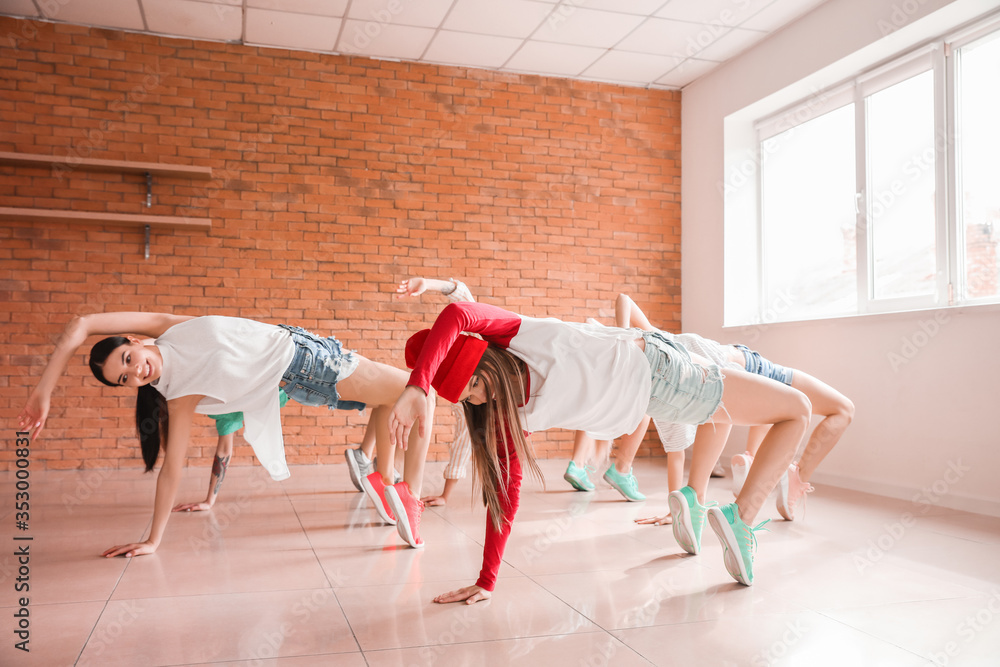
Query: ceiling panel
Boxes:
[
  {"xmin": 245, "ymin": 8, "xmax": 341, "ymax": 52},
  {"xmin": 143, "ymin": 0, "xmax": 242, "ymax": 42},
  {"xmin": 0, "ymin": 0, "xmax": 830, "ymax": 89}
]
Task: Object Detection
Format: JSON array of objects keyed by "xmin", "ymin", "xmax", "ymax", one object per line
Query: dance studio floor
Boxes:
[{"xmin": 3, "ymin": 456, "xmax": 998, "ymax": 666}]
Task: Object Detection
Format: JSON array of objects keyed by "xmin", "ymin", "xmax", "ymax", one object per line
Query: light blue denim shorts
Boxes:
[
  {"xmin": 642, "ymin": 331, "xmax": 724, "ymax": 425},
  {"xmin": 278, "ymin": 325, "xmax": 366, "ymax": 412},
  {"xmin": 733, "ymin": 344, "xmax": 794, "ymax": 386}
]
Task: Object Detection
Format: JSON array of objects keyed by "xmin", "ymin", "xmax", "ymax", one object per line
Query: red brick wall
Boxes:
[{"xmin": 0, "ymin": 17, "xmax": 681, "ymax": 472}]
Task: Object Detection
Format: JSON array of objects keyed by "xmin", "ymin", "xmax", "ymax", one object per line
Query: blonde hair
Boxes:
[{"xmin": 462, "ymin": 345, "xmax": 544, "ymax": 531}]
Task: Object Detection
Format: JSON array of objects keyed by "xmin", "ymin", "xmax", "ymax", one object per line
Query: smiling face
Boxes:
[
  {"xmin": 100, "ymin": 337, "xmax": 162, "ymax": 388},
  {"xmin": 457, "ymin": 373, "xmax": 489, "ymax": 405}
]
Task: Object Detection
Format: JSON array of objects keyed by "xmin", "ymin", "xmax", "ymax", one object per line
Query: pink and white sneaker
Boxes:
[
  {"xmin": 361, "ymin": 471, "xmax": 396, "ymax": 525},
  {"xmin": 385, "ymin": 482, "xmax": 425, "ymax": 549},
  {"xmin": 776, "ymin": 463, "xmax": 814, "ymax": 521},
  {"xmin": 731, "ymin": 452, "xmax": 754, "ymax": 497}
]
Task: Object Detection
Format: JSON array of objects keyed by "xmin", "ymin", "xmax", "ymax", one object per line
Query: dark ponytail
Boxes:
[
  {"xmin": 136, "ymin": 384, "xmax": 169, "ymax": 472},
  {"xmin": 89, "ymin": 336, "xmax": 168, "ymax": 472}
]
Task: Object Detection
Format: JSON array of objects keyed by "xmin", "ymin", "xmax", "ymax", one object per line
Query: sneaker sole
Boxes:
[
  {"xmin": 668, "ymin": 491, "xmax": 699, "ymax": 555},
  {"xmin": 385, "ymin": 486, "xmax": 424, "ymax": 549},
  {"xmin": 707, "ymin": 507, "xmax": 752, "ymax": 586},
  {"xmin": 345, "ymin": 449, "xmax": 364, "ymax": 493},
  {"xmin": 563, "ymin": 473, "xmax": 593, "ymax": 492},
  {"xmin": 775, "ymin": 472, "xmax": 794, "ymax": 521},
  {"xmin": 360, "ymin": 475, "xmax": 396, "ymax": 525},
  {"xmin": 603, "ymin": 473, "xmax": 645, "ymax": 502}
]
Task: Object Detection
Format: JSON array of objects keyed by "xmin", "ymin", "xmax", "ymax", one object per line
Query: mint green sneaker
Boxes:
[
  {"xmin": 707, "ymin": 503, "xmax": 770, "ymax": 586},
  {"xmin": 668, "ymin": 486, "xmax": 716, "ymax": 555},
  {"xmin": 564, "ymin": 461, "xmax": 595, "ymax": 492},
  {"xmin": 603, "ymin": 464, "xmax": 646, "ymax": 502}
]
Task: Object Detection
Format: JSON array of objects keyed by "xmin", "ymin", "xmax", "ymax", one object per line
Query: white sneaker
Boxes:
[
  {"xmin": 345, "ymin": 447, "xmax": 371, "ymax": 493},
  {"xmin": 711, "ymin": 460, "xmax": 725, "ymax": 478},
  {"xmin": 731, "ymin": 452, "xmax": 753, "ymax": 497}
]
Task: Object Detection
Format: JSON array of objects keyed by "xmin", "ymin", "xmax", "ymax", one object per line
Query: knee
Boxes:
[
  {"xmin": 837, "ymin": 397, "xmax": 855, "ymax": 424},
  {"xmin": 791, "ymin": 391, "xmax": 812, "ymax": 427}
]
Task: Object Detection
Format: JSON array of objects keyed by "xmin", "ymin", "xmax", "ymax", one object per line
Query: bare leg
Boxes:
[
  {"xmin": 744, "ymin": 425, "xmax": 769, "ymax": 458},
  {"xmin": 616, "ymin": 293, "xmax": 655, "ymax": 330},
  {"xmin": 612, "ymin": 415, "xmax": 649, "ymax": 473},
  {"xmin": 708, "ymin": 369, "xmax": 811, "ymax": 524},
  {"xmin": 570, "ymin": 430, "xmax": 594, "ymax": 467},
  {"xmin": 359, "ymin": 417, "xmax": 377, "ymax": 459},
  {"xmin": 788, "ymin": 371, "xmax": 854, "ymax": 482},
  {"xmin": 687, "ymin": 422, "xmax": 733, "ymax": 504},
  {"xmin": 336, "ymin": 356, "xmax": 435, "ymax": 497},
  {"xmin": 667, "ymin": 450, "xmax": 685, "ymax": 493}
]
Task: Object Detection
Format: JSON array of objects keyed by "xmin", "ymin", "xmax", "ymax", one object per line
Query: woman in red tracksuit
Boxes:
[{"xmin": 391, "ymin": 302, "xmax": 812, "ymax": 603}]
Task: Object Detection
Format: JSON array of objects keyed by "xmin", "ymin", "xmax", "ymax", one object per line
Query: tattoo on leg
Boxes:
[{"xmin": 212, "ymin": 454, "xmax": 230, "ymax": 496}]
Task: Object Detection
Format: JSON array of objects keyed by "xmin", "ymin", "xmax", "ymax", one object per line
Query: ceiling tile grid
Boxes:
[{"xmin": 0, "ymin": 0, "xmax": 828, "ymax": 89}]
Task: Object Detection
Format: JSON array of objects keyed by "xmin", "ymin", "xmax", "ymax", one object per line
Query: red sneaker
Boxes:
[
  {"xmin": 361, "ymin": 471, "xmax": 395, "ymax": 525},
  {"xmin": 385, "ymin": 482, "xmax": 425, "ymax": 549},
  {"xmin": 776, "ymin": 463, "xmax": 814, "ymax": 521}
]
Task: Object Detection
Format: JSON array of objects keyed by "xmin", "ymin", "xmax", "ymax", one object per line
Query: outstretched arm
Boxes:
[
  {"xmin": 104, "ymin": 393, "xmax": 202, "ymax": 557},
  {"xmin": 434, "ymin": 436, "xmax": 522, "ymax": 605},
  {"xmin": 17, "ymin": 312, "xmax": 193, "ymax": 439},
  {"xmin": 615, "ymin": 294, "xmax": 655, "ymax": 331}
]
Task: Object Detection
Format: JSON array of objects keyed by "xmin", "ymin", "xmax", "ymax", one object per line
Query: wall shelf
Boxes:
[
  {"xmin": 0, "ymin": 151, "xmax": 213, "ymax": 258},
  {"xmin": 0, "ymin": 151, "xmax": 213, "ymax": 179},
  {"xmin": 0, "ymin": 207, "xmax": 211, "ymax": 229}
]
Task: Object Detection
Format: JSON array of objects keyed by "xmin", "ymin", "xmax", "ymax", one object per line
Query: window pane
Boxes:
[
  {"xmin": 958, "ymin": 31, "xmax": 1000, "ymax": 300},
  {"xmin": 866, "ymin": 70, "xmax": 936, "ymax": 300},
  {"xmin": 760, "ymin": 104, "xmax": 857, "ymax": 320}
]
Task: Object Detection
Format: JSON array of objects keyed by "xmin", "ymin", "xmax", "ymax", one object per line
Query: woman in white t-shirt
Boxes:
[
  {"xmin": 388, "ymin": 300, "xmax": 813, "ymax": 601},
  {"xmin": 17, "ymin": 311, "xmax": 437, "ymax": 558}
]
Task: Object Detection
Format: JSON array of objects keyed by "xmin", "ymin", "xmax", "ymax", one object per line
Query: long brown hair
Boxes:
[{"xmin": 462, "ymin": 344, "xmax": 544, "ymax": 531}]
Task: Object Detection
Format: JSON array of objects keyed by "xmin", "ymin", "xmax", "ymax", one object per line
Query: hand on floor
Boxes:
[
  {"xmin": 434, "ymin": 584, "xmax": 491, "ymax": 605},
  {"xmin": 421, "ymin": 495, "xmax": 447, "ymax": 507},
  {"xmin": 635, "ymin": 513, "xmax": 672, "ymax": 526}
]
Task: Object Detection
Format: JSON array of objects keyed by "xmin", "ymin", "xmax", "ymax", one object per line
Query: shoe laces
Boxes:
[{"xmin": 738, "ymin": 517, "xmax": 770, "ymax": 559}]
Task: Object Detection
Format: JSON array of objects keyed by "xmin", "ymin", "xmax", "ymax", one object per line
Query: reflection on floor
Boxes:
[{"xmin": 2, "ymin": 457, "xmax": 998, "ymax": 666}]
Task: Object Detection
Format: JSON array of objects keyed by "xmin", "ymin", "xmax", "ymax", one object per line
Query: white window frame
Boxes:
[{"xmin": 748, "ymin": 13, "xmax": 1000, "ymax": 324}]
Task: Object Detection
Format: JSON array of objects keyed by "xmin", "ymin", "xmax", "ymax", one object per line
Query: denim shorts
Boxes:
[
  {"xmin": 642, "ymin": 331, "xmax": 724, "ymax": 425},
  {"xmin": 278, "ymin": 325, "xmax": 366, "ymax": 412},
  {"xmin": 734, "ymin": 344, "xmax": 794, "ymax": 386}
]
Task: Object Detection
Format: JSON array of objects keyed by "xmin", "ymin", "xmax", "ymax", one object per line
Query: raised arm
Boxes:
[
  {"xmin": 396, "ymin": 277, "xmax": 476, "ymax": 303},
  {"xmin": 17, "ymin": 312, "xmax": 193, "ymax": 439},
  {"xmin": 388, "ymin": 302, "xmax": 520, "ymax": 446},
  {"xmin": 103, "ymin": 393, "xmax": 202, "ymax": 557}
]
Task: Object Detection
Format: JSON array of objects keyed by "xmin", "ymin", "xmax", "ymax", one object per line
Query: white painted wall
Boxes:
[{"xmin": 681, "ymin": 0, "xmax": 1000, "ymax": 515}]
